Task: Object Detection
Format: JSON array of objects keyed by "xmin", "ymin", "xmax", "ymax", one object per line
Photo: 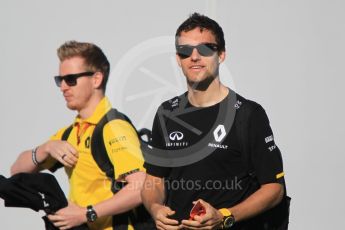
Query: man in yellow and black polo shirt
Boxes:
[{"xmin": 11, "ymin": 41, "xmax": 153, "ymax": 230}]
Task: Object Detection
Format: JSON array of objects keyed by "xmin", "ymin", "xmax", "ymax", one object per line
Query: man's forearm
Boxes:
[
  {"xmin": 11, "ymin": 150, "xmax": 39, "ymax": 175},
  {"xmin": 11, "ymin": 144, "xmax": 51, "ymax": 175},
  {"xmin": 93, "ymin": 183, "xmax": 141, "ymax": 218},
  {"xmin": 141, "ymin": 174, "xmax": 166, "ymax": 214},
  {"xmin": 229, "ymin": 183, "xmax": 284, "ymax": 222},
  {"xmin": 94, "ymin": 171, "xmax": 146, "ymax": 218}
]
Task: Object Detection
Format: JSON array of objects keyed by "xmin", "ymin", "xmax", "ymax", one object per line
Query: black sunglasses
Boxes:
[
  {"xmin": 176, "ymin": 43, "xmax": 219, "ymax": 59},
  {"xmin": 54, "ymin": 71, "xmax": 94, "ymax": 87}
]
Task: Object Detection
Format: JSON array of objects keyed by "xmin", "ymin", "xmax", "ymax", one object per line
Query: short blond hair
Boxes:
[{"xmin": 57, "ymin": 40, "xmax": 110, "ymax": 92}]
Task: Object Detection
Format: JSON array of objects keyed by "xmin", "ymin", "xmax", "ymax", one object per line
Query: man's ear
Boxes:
[
  {"xmin": 218, "ymin": 51, "xmax": 226, "ymax": 64},
  {"xmin": 176, "ymin": 54, "xmax": 182, "ymax": 67},
  {"xmin": 93, "ymin": 72, "xmax": 103, "ymax": 89}
]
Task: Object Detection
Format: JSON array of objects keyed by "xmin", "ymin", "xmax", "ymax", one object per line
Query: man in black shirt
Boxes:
[{"xmin": 141, "ymin": 13, "xmax": 285, "ymax": 230}]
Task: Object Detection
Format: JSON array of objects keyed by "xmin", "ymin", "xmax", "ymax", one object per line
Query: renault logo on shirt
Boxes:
[
  {"xmin": 208, "ymin": 125, "xmax": 228, "ymax": 149},
  {"xmin": 169, "ymin": 131, "xmax": 184, "ymax": 141},
  {"xmin": 213, "ymin": 125, "xmax": 226, "ymax": 142}
]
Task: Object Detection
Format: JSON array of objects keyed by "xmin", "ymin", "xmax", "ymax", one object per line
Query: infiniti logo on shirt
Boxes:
[{"xmin": 169, "ymin": 131, "xmax": 184, "ymax": 141}]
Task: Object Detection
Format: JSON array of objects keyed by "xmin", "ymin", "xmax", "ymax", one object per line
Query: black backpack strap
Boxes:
[
  {"xmin": 49, "ymin": 125, "xmax": 73, "ymax": 172},
  {"xmin": 236, "ymin": 100, "xmax": 258, "ymax": 177},
  {"xmin": 92, "ymin": 108, "xmax": 121, "ymax": 193},
  {"xmin": 62, "ymin": 125, "xmax": 73, "ymax": 141}
]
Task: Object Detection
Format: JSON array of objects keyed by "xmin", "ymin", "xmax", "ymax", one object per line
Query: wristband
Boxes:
[{"xmin": 31, "ymin": 146, "xmax": 40, "ymax": 166}]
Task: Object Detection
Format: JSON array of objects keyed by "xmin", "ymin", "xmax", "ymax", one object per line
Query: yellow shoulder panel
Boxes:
[{"xmin": 103, "ymin": 119, "xmax": 145, "ymax": 180}]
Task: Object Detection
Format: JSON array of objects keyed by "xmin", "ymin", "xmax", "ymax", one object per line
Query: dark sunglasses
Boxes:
[
  {"xmin": 54, "ymin": 71, "xmax": 94, "ymax": 87},
  {"xmin": 176, "ymin": 43, "xmax": 219, "ymax": 59}
]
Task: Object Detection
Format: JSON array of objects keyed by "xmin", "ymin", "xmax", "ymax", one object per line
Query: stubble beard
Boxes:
[{"xmin": 187, "ymin": 73, "xmax": 217, "ymax": 91}]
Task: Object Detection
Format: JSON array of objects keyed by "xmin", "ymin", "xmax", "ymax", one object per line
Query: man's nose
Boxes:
[
  {"xmin": 59, "ymin": 79, "xmax": 69, "ymax": 91},
  {"xmin": 190, "ymin": 48, "xmax": 201, "ymax": 61}
]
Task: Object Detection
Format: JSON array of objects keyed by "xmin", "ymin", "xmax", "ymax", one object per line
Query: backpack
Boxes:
[
  {"xmin": 53, "ymin": 108, "xmax": 154, "ymax": 230},
  {"xmin": 236, "ymin": 100, "xmax": 291, "ymax": 230}
]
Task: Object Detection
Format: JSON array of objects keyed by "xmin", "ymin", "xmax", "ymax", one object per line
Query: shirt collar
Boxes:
[{"xmin": 73, "ymin": 97, "xmax": 112, "ymax": 125}]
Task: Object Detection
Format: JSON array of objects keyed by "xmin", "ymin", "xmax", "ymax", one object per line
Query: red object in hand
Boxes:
[{"xmin": 189, "ymin": 201, "xmax": 206, "ymax": 220}]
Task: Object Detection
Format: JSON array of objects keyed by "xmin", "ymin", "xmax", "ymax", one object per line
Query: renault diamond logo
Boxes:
[
  {"xmin": 214, "ymin": 125, "xmax": 226, "ymax": 142},
  {"xmin": 169, "ymin": 131, "xmax": 184, "ymax": 141}
]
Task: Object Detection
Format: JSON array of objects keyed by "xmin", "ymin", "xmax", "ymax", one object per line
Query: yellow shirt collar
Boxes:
[{"xmin": 74, "ymin": 97, "xmax": 112, "ymax": 125}]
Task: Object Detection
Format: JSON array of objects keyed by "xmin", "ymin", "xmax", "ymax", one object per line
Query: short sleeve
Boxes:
[
  {"xmin": 143, "ymin": 112, "xmax": 171, "ymax": 178},
  {"xmin": 248, "ymin": 105, "xmax": 284, "ymax": 185},
  {"xmin": 103, "ymin": 119, "xmax": 145, "ymax": 180}
]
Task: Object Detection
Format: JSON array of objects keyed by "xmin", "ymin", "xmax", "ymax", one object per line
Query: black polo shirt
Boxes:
[{"xmin": 144, "ymin": 92, "xmax": 284, "ymax": 223}]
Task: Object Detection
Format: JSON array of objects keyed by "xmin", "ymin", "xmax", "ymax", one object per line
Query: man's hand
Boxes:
[
  {"xmin": 181, "ymin": 199, "xmax": 223, "ymax": 230},
  {"xmin": 42, "ymin": 140, "xmax": 78, "ymax": 167},
  {"xmin": 151, "ymin": 203, "xmax": 182, "ymax": 230},
  {"xmin": 11, "ymin": 140, "xmax": 79, "ymax": 175},
  {"xmin": 48, "ymin": 202, "xmax": 87, "ymax": 230}
]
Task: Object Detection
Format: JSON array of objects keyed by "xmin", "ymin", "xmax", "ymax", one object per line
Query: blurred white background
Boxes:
[{"xmin": 1, "ymin": 0, "xmax": 344, "ymax": 229}]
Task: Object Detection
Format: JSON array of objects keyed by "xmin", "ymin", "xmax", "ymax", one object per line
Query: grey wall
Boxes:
[{"xmin": 1, "ymin": 0, "xmax": 344, "ymax": 229}]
